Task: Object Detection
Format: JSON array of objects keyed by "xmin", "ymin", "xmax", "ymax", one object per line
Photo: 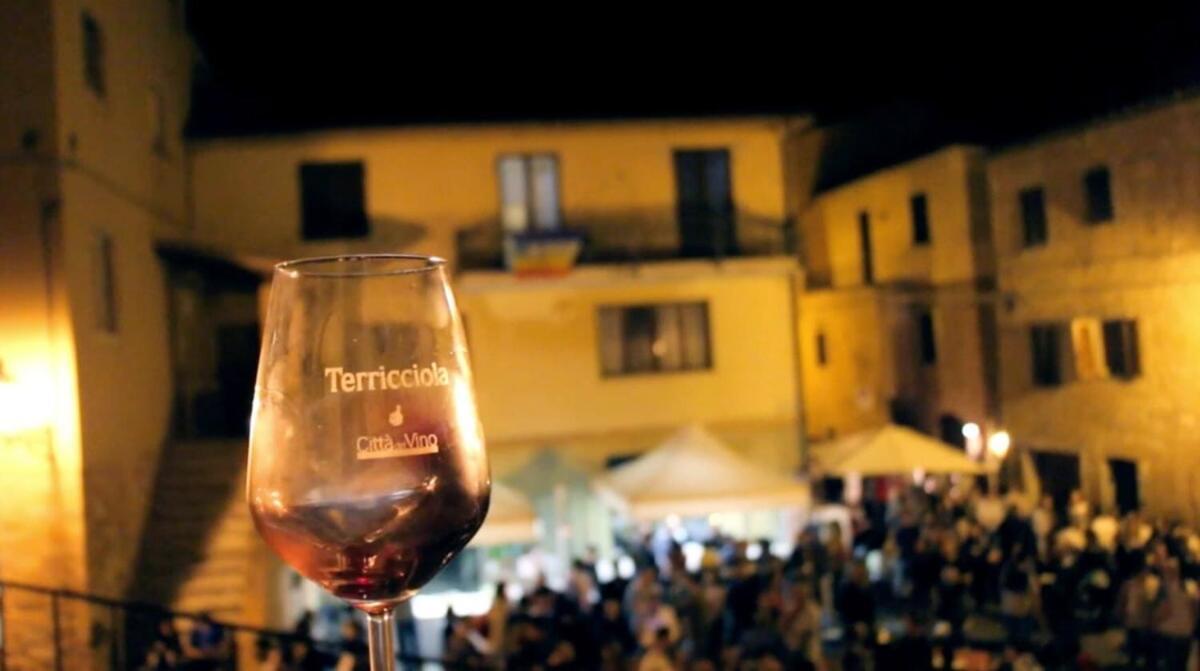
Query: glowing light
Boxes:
[
  {"xmin": 988, "ymin": 430, "xmax": 1011, "ymax": 459},
  {"xmin": 616, "ymin": 556, "xmax": 636, "ymax": 579},
  {"xmin": 961, "ymin": 422, "xmax": 981, "ymax": 440},
  {"xmin": 0, "ymin": 358, "xmax": 51, "ymax": 435}
]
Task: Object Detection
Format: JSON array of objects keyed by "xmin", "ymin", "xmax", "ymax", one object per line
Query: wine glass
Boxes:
[{"xmin": 247, "ymin": 254, "xmax": 490, "ymax": 670}]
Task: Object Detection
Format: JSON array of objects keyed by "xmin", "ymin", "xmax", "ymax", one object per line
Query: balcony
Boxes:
[{"xmin": 455, "ymin": 212, "xmax": 797, "ymax": 273}]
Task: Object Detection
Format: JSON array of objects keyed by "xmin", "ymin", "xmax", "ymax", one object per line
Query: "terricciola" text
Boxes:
[{"xmin": 324, "ymin": 364, "xmax": 450, "ymax": 393}]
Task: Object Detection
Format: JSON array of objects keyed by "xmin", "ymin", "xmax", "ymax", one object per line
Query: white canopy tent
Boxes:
[
  {"xmin": 595, "ymin": 424, "xmax": 811, "ymax": 521},
  {"xmin": 811, "ymin": 424, "xmax": 992, "ymax": 476},
  {"xmin": 471, "ymin": 481, "xmax": 538, "ymax": 546}
]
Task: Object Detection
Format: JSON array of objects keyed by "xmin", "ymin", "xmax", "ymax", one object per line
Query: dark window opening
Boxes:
[
  {"xmin": 82, "ymin": 12, "xmax": 106, "ymax": 97},
  {"xmin": 95, "ymin": 232, "xmax": 118, "ymax": 333},
  {"xmin": 1102, "ymin": 319, "xmax": 1140, "ymax": 379},
  {"xmin": 1083, "ymin": 166, "xmax": 1114, "ymax": 223},
  {"xmin": 1019, "ymin": 186, "xmax": 1047, "ymax": 247},
  {"xmin": 1109, "ymin": 459, "xmax": 1140, "ymax": 515},
  {"xmin": 858, "ymin": 211, "xmax": 874, "ymax": 285},
  {"xmin": 917, "ymin": 310, "xmax": 937, "ymax": 365},
  {"xmin": 1030, "ymin": 323, "xmax": 1064, "ymax": 387},
  {"xmin": 815, "ymin": 331, "xmax": 828, "ymax": 367},
  {"xmin": 598, "ymin": 302, "xmax": 711, "ymax": 376},
  {"xmin": 910, "ymin": 193, "xmax": 931, "ymax": 245},
  {"xmin": 674, "ymin": 149, "xmax": 735, "ymax": 257},
  {"xmin": 299, "ymin": 162, "xmax": 369, "ymax": 240}
]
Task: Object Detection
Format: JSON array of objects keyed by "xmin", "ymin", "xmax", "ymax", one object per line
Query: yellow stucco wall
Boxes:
[
  {"xmin": 989, "ymin": 95, "xmax": 1200, "ymax": 519},
  {"xmin": 800, "ymin": 147, "xmax": 994, "ymax": 441},
  {"xmin": 457, "ymin": 257, "xmax": 804, "ymax": 468},
  {"xmin": 189, "ymin": 118, "xmax": 802, "ymax": 264},
  {"xmin": 48, "ymin": 0, "xmax": 190, "ymax": 603},
  {"xmin": 799, "ymin": 288, "xmax": 893, "ymax": 439},
  {"xmin": 817, "ymin": 145, "xmax": 988, "ymax": 289}
]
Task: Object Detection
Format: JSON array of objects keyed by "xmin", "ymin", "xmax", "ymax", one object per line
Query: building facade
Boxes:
[
  {"xmin": 0, "ymin": 0, "xmax": 192, "ymax": 666},
  {"xmin": 988, "ymin": 94, "xmax": 1200, "ymax": 520},
  {"xmin": 799, "ymin": 146, "xmax": 997, "ymax": 443},
  {"xmin": 182, "ymin": 117, "xmax": 812, "ymax": 619}
]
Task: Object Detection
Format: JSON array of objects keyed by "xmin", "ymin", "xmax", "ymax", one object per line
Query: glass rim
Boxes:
[{"xmin": 275, "ymin": 254, "xmax": 447, "ymax": 278}]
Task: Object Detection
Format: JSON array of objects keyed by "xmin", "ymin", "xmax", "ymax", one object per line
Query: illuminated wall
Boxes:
[
  {"xmin": 189, "ymin": 117, "xmax": 807, "ymax": 265},
  {"xmin": 799, "ymin": 146, "xmax": 995, "ymax": 440},
  {"xmin": 989, "ymin": 94, "xmax": 1200, "ymax": 519}
]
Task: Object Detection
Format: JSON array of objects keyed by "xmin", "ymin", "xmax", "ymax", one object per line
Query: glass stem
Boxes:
[{"xmin": 366, "ymin": 609, "xmax": 396, "ymax": 671}]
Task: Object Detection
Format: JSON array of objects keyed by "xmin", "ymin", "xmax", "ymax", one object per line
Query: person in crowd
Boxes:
[
  {"xmin": 998, "ymin": 550, "xmax": 1040, "ymax": 651},
  {"xmin": 335, "ymin": 619, "xmax": 369, "ymax": 671},
  {"xmin": 781, "ymin": 581, "xmax": 823, "ymax": 670},
  {"xmin": 1031, "ymin": 495, "xmax": 1056, "ymax": 560},
  {"xmin": 486, "ymin": 581, "xmax": 511, "ymax": 657},
  {"xmin": 180, "ymin": 479, "xmax": 1200, "ymax": 671},
  {"xmin": 633, "ymin": 590, "xmax": 681, "ymax": 650},
  {"xmin": 835, "ymin": 561, "xmax": 876, "ymax": 645},
  {"xmin": 877, "ymin": 611, "xmax": 933, "ymax": 671},
  {"xmin": 638, "ymin": 627, "xmax": 675, "ymax": 671},
  {"xmin": 624, "ymin": 564, "xmax": 661, "ymax": 632},
  {"xmin": 1116, "ymin": 561, "xmax": 1158, "ymax": 668},
  {"xmin": 1150, "ymin": 559, "xmax": 1196, "ymax": 671},
  {"xmin": 185, "ymin": 613, "xmax": 230, "ymax": 669}
]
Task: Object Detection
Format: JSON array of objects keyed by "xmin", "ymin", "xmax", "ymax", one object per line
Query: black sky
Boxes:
[{"xmin": 186, "ymin": 7, "xmax": 1200, "ymax": 145}]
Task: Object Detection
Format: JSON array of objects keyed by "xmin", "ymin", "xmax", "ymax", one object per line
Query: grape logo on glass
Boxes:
[{"xmin": 355, "ymin": 404, "xmax": 440, "ymax": 460}]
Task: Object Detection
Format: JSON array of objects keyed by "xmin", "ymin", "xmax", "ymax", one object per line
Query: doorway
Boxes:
[
  {"xmin": 674, "ymin": 149, "xmax": 734, "ymax": 258},
  {"xmin": 1032, "ymin": 450, "xmax": 1081, "ymax": 516}
]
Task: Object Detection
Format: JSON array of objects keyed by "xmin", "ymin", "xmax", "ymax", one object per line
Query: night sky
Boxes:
[{"xmin": 186, "ymin": 7, "xmax": 1200, "ymax": 148}]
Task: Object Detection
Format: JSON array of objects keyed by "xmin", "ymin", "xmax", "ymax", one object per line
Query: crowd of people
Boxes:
[{"xmin": 140, "ymin": 481, "xmax": 1200, "ymax": 670}]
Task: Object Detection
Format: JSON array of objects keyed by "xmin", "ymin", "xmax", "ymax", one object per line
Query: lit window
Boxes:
[
  {"xmin": 598, "ymin": 302, "xmax": 711, "ymax": 376},
  {"xmin": 498, "ymin": 154, "xmax": 560, "ymax": 233}
]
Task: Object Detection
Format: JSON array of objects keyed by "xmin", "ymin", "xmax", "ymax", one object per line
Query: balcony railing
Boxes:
[
  {"xmin": 456, "ymin": 214, "xmax": 797, "ymax": 272},
  {"xmin": 0, "ymin": 580, "xmax": 465, "ymax": 670}
]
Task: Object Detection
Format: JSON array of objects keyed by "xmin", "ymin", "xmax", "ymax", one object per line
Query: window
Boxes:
[
  {"xmin": 598, "ymin": 302, "xmax": 711, "ymax": 376},
  {"xmin": 815, "ymin": 331, "xmax": 828, "ymax": 367},
  {"xmin": 1102, "ymin": 319, "xmax": 1140, "ymax": 379},
  {"xmin": 498, "ymin": 154, "xmax": 560, "ymax": 233},
  {"xmin": 94, "ymin": 232, "xmax": 118, "ymax": 333},
  {"xmin": 81, "ymin": 11, "xmax": 106, "ymax": 97},
  {"xmin": 148, "ymin": 87, "xmax": 167, "ymax": 156},
  {"xmin": 1083, "ymin": 166, "xmax": 1114, "ymax": 223},
  {"xmin": 858, "ymin": 211, "xmax": 874, "ymax": 284},
  {"xmin": 910, "ymin": 193, "xmax": 930, "ymax": 245},
  {"xmin": 1030, "ymin": 323, "xmax": 1064, "ymax": 387},
  {"xmin": 917, "ymin": 309, "xmax": 936, "ymax": 365},
  {"xmin": 674, "ymin": 149, "xmax": 734, "ymax": 257},
  {"xmin": 299, "ymin": 162, "xmax": 369, "ymax": 240},
  {"xmin": 1019, "ymin": 186, "xmax": 1047, "ymax": 247}
]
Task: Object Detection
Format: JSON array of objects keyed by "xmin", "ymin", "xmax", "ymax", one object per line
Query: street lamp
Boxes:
[
  {"xmin": 987, "ymin": 430, "xmax": 1011, "ymax": 460},
  {"xmin": 962, "ymin": 422, "xmax": 983, "ymax": 460}
]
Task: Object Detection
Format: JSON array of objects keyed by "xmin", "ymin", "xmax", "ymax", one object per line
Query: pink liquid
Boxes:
[{"xmin": 252, "ymin": 483, "xmax": 488, "ymax": 611}]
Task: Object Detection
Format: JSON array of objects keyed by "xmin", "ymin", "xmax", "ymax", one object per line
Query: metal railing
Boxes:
[
  {"xmin": 0, "ymin": 580, "xmax": 460, "ymax": 670},
  {"xmin": 455, "ymin": 215, "xmax": 797, "ymax": 271}
]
